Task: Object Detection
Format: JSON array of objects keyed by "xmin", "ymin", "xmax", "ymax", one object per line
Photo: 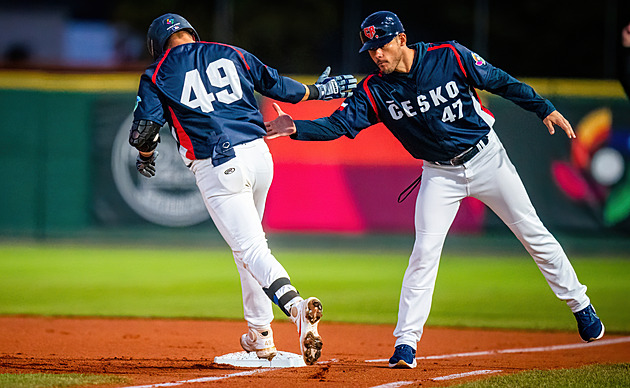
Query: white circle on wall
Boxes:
[
  {"xmin": 590, "ymin": 147, "xmax": 625, "ymax": 186},
  {"xmin": 111, "ymin": 113, "xmax": 209, "ymax": 227}
]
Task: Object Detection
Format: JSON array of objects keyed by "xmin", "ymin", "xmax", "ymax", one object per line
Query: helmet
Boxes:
[
  {"xmin": 359, "ymin": 11, "xmax": 405, "ymax": 53},
  {"xmin": 147, "ymin": 13, "xmax": 200, "ymax": 59}
]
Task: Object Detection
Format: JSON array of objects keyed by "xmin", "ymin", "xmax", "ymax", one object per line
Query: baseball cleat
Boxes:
[
  {"xmin": 240, "ymin": 327, "xmax": 277, "ymax": 360},
  {"xmin": 290, "ymin": 297, "xmax": 323, "ymax": 365},
  {"xmin": 574, "ymin": 304, "xmax": 605, "ymax": 342},
  {"xmin": 388, "ymin": 344, "xmax": 417, "ymax": 368}
]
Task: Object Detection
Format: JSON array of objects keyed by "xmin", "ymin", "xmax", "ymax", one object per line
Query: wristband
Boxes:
[{"xmin": 307, "ymin": 84, "xmax": 320, "ymax": 100}]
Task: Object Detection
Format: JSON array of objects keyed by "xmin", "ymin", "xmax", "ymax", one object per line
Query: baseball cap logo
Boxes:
[
  {"xmin": 363, "ymin": 25, "xmax": 376, "ymax": 40},
  {"xmin": 165, "ymin": 18, "xmax": 174, "ymax": 25}
]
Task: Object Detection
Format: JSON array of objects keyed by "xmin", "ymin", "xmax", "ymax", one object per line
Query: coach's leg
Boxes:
[
  {"xmin": 469, "ymin": 133, "xmax": 590, "ymax": 312},
  {"xmin": 393, "ymin": 164, "xmax": 465, "ymax": 349}
]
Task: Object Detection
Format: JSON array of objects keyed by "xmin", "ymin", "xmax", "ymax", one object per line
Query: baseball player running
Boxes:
[
  {"xmin": 129, "ymin": 13, "xmax": 356, "ymax": 365},
  {"xmin": 265, "ymin": 11, "xmax": 604, "ymax": 368}
]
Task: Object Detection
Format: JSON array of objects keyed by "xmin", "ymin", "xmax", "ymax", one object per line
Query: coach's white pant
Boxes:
[
  {"xmin": 393, "ymin": 130, "xmax": 591, "ymax": 349},
  {"xmin": 189, "ymin": 138, "xmax": 285, "ymax": 329}
]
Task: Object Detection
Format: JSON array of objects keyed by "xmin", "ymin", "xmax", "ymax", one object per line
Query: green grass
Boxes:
[
  {"xmin": 0, "ymin": 242, "xmax": 628, "ymax": 388},
  {"xmin": 453, "ymin": 363, "xmax": 630, "ymax": 387},
  {"xmin": 0, "ymin": 373, "xmax": 128, "ymax": 388},
  {"xmin": 0, "ymin": 243, "xmax": 629, "ymax": 333}
]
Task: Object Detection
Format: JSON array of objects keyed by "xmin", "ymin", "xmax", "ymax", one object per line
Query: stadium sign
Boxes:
[{"xmin": 111, "ymin": 114, "xmax": 209, "ymax": 227}]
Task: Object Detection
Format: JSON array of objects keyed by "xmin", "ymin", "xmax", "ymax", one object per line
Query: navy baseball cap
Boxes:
[{"xmin": 359, "ymin": 11, "xmax": 405, "ymax": 52}]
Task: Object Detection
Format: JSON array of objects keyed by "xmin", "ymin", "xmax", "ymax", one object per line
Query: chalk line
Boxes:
[
  {"xmin": 119, "ymin": 368, "xmax": 271, "ymax": 388},
  {"xmin": 432, "ymin": 369, "xmax": 502, "ymax": 381}
]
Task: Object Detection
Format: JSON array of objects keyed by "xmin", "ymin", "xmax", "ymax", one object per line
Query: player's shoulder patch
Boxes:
[{"xmin": 471, "ymin": 52, "xmax": 486, "ymax": 66}]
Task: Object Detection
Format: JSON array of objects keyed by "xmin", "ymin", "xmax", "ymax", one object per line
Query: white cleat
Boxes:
[
  {"xmin": 290, "ymin": 297, "xmax": 323, "ymax": 365},
  {"xmin": 240, "ymin": 327, "xmax": 277, "ymax": 361}
]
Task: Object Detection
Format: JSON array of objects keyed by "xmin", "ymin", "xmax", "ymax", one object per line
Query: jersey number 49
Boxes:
[{"xmin": 180, "ymin": 58, "xmax": 243, "ymax": 113}]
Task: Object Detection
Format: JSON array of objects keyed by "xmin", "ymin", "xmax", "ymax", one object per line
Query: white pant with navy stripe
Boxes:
[
  {"xmin": 393, "ymin": 130, "xmax": 591, "ymax": 349},
  {"xmin": 189, "ymin": 138, "xmax": 294, "ymax": 329}
]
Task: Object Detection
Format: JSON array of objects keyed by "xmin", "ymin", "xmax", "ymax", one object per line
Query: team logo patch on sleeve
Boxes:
[{"xmin": 471, "ymin": 52, "xmax": 486, "ymax": 66}]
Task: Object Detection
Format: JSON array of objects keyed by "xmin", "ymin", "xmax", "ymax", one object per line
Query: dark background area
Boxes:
[{"xmin": 1, "ymin": 0, "xmax": 629, "ymax": 79}]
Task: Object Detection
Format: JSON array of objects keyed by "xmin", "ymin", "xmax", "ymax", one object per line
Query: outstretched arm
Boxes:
[
  {"xmin": 543, "ymin": 110, "xmax": 575, "ymax": 139},
  {"xmin": 265, "ymin": 103, "xmax": 297, "ymax": 139}
]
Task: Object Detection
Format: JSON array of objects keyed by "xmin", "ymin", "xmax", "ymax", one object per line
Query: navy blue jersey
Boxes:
[
  {"xmin": 293, "ymin": 41, "xmax": 556, "ymax": 162},
  {"xmin": 134, "ymin": 41, "xmax": 306, "ymax": 162}
]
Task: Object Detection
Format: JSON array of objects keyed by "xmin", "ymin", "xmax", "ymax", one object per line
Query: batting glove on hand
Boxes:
[
  {"xmin": 314, "ymin": 66, "xmax": 357, "ymax": 100},
  {"xmin": 136, "ymin": 151, "xmax": 158, "ymax": 178}
]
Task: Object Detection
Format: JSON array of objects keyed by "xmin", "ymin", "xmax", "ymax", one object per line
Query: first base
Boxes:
[{"xmin": 214, "ymin": 351, "xmax": 306, "ymax": 368}]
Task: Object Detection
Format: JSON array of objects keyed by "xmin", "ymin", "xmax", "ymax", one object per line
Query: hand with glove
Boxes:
[
  {"xmin": 136, "ymin": 151, "xmax": 158, "ymax": 178},
  {"xmin": 308, "ymin": 66, "xmax": 357, "ymax": 100}
]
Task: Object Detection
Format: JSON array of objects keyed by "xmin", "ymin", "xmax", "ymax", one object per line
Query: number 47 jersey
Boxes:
[
  {"xmin": 298, "ymin": 41, "xmax": 555, "ymax": 163},
  {"xmin": 134, "ymin": 41, "xmax": 306, "ymax": 164}
]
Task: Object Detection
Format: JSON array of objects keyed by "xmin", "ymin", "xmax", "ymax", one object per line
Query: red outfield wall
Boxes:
[{"xmin": 260, "ymin": 98, "xmax": 485, "ymax": 234}]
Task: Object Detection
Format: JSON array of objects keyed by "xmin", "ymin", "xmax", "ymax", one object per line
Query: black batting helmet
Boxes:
[
  {"xmin": 359, "ymin": 11, "xmax": 405, "ymax": 53},
  {"xmin": 147, "ymin": 13, "xmax": 200, "ymax": 60}
]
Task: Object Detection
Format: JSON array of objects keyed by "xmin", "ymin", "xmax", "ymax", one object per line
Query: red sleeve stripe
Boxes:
[
  {"xmin": 200, "ymin": 41, "xmax": 250, "ymax": 70},
  {"xmin": 363, "ymin": 74, "xmax": 380, "ymax": 122},
  {"xmin": 427, "ymin": 44, "xmax": 467, "ymax": 78},
  {"xmin": 472, "ymin": 89, "xmax": 494, "ymax": 118},
  {"xmin": 168, "ymin": 106, "xmax": 196, "ymax": 160},
  {"xmin": 152, "ymin": 48, "xmax": 172, "ymax": 84}
]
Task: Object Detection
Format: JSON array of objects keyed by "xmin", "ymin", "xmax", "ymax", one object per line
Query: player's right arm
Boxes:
[
  {"xmin": 130, "ymin": 73, "xmax": 167, "ymax": 177},
  {"xmin": 242, "ymin": 49, "xmax": 356, "ymax": 102},
  {"xmin": 265, "ymin": 78, "xmax": 372, "ymax": 140}
]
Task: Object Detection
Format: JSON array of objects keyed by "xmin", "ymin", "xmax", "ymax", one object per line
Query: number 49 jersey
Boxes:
[{"xmin": 134, "ymin": 41, "xmax": 306, "ymax": 164}]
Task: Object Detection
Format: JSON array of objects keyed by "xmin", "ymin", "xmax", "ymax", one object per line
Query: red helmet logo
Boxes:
[{"xmin": 363, "ymin": 25, "xmax": 376, "ymax": 40}]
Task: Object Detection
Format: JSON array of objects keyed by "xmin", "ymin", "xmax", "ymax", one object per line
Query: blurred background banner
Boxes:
[
  {"xmin": 260, "ymin": 89, "xmax": 630, "ymax": 235},
  {"xmin": 0, "ymin": 72, "xmax": 628, "ymax": 238},
  {"xmin": 0, "ymin": 0, "xmax": 629, "ymax": 240}
]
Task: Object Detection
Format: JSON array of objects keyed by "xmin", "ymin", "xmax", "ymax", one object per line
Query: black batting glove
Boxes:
[
  {"xmin": 313, "ymin": 66, "xmax": 357, "ymax": 100},
  {"xmin": 136, "ymin": 151, "xmax": 158, "ymax": 178}
]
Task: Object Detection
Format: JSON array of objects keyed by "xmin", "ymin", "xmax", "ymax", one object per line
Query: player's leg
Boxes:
[
  {"xmin": 191, "ymin": 152, "xmax": 284, "ymax": 358},
  {"xmin": 390, "ymin": 163, "xmax": 466, "ymax": 368},
  {"xmin": 468, "ymin": 132, "xmax": 603, "ymax": 341},
  {"xmin": 243, "ymin": 139, "xmax": 323, "ymax": 363},
  {"xmin": 245, "ymin": 140, "xmax": 323, "ymax": 364},
  {"xmin": 236, "ymin": 138, "xmax": 277, "ymax": 345},
  {"xmin": 234, "ymin": 141, "xmax": 278, "ymax": 359},
  {"xmin": 191, "ymin": 141, "xmax": 300, "ymax": 309},
  {"xmin": 191, "ymin": 139, "xmax": 322, "ymax": 363},
  {"xmin": 236, "ymin": 260, "xmax": 277, "ymax": 360}
]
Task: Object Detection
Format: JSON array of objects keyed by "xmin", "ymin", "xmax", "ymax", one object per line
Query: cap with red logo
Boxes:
[{"xmin": 359, "ymin": 11, "xmax": 405, "ymax": 53}]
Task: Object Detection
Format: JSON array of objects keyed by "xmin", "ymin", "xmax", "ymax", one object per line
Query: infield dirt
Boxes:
[{"xmin": 1, "ymin": 316, "xmax": 629, "ymax": 387}]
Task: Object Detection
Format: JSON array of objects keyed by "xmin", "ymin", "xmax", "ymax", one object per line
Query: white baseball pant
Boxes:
[
  {"xmin": 189, "ymin": 138, "xmax": 297, "ymax": 329},
  {"xmin": 394, "ymin": 129, "xmax": 591, "ymax": 349}
]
